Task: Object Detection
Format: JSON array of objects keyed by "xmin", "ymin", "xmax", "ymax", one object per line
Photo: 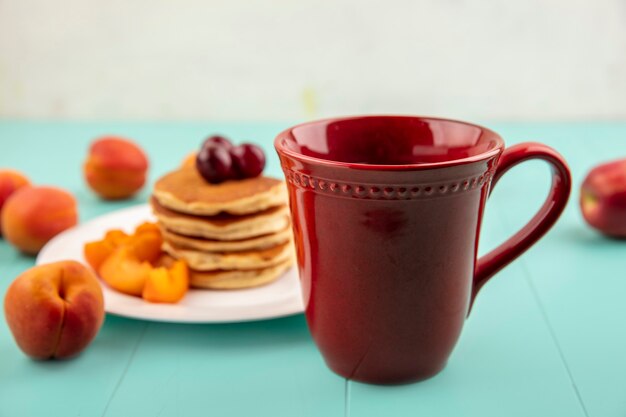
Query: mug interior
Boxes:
[{"xmin": 277, "ymin": 116, "xmax": 503, "ymax": 166}]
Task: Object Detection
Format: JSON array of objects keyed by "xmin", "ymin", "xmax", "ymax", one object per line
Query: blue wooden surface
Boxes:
[{"xmin": 0, "ymin": 121, "xmax": 624, "ymax": 417}]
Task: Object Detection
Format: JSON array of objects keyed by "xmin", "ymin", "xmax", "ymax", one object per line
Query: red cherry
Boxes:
[
  {"xmin": 230, "ymin": 143, "xmax": 266, "ymax": 178},
  {"xmin": 196, "ymin": 145, "xmax": 236, "ymax": 183},
  {"xmin": 202, "ymin": 135, "xmax": 233, "ymax": 149}
]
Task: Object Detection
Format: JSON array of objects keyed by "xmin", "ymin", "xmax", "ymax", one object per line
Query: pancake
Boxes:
[
  {"xmin": 188, "ymin": 258, "xmax": 293, "ymax": 289},
  {"xmin": 153, "ymin": 168, "xmax": 287, "ymax": 216},
  {"xmin": 151, "ymin": 197, "xmax": 290, "ymax": 240},
  {"xmin": 162, "ymin": 240, "xmax": 293, "ymax": 271},
  {"xmin": 161, "ymin": 226, "xmax": 292, "ymax": 252}
]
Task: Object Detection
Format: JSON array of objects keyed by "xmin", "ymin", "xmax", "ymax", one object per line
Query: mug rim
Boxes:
[{"xmin": 274, "ymin": 115, "xmax": 504, "ymax": 170}]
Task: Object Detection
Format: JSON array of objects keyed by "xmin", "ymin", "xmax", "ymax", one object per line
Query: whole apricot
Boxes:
[
  {"xmin": 4, "ymin": 261, "xmax": 104, "ymax": 359},
  {"xmin": 2, "ymin": 186, "xmax": 78, "ymax": 255},
  {"xmin": 0, "ymin": 170, "xmax": 31, "ymax": 234},
  {"xmin": 84, "ymin": 136, "xmax": 148, "ymax": 200}
]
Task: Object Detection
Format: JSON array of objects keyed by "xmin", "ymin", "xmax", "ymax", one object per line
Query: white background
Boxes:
[{"xmin": 1, "ymin": 0, "xmax": 624, "ymax": 121}]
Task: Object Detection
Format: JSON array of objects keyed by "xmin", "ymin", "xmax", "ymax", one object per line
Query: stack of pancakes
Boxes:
[{"xmin": 151, "ymin": 168, "xmax": 294, "ymax": 289}]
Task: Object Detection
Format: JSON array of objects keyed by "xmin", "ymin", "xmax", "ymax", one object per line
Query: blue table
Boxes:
[{"xmin": 0, "ymin": 121, "xmax": 624, "ymax": 417}]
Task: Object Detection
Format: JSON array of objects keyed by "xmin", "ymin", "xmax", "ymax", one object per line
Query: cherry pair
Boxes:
[{"xmin": 196, "ymin": 135, "xmax": 265, "ymax": 184}]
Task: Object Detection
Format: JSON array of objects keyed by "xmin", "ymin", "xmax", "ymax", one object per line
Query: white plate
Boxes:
[{"xmin": 36, "ymin": 204, "xmax": 304, "ymax": 323}]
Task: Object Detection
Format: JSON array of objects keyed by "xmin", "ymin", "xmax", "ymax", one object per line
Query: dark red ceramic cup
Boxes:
[{"xmin": 275, "ymin": 116, "xmax": 571, "ymax": 385}]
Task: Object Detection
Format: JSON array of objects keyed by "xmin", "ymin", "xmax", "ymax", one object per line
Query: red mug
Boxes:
[{"xmin": 275, "ymin": 115, "xmax": 571, "ymax": 385}]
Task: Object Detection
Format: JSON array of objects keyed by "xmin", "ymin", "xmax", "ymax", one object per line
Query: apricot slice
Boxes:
[
  {"xmin": 84, "ymin": 229, "xmax": 128, "ymax": 270},
  {"xmin": 84, "ymin": 239, "xmax": 116, "ymax": 271},
  {"xmin": 84, "ymin": 223, "xmax": 188, "ymax": 302},
  {"xmin": 84, "ymin": 224, "xmax": 163, "ymax": 269},
  {"xmin": 142, "ymin": 260, "xmax": 189, "ymax": 303},
  {"xmin": 129, "ymin": 230, "xmax": 163, "ymax": 263},
  {"xmin": 99, "ymin": 247, "xmax": 151, "ymax": 296},
  {"xmin": 134, "ymin": 222, "xmax": 160, "ymax": 235},
  {"xmin": 105, "ymin": 229, "xmax": 130, "ymax": 245}
]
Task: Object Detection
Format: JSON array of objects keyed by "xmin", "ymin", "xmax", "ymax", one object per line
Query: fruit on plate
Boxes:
[
  {"xmin": 230, "ymin": 143, "xmax": 266, "ymax": 178},
  {"xmin": 0, "ymin": 170, "xmax": 31, "ymax": 234},
  {"xmin": 203, "ymin": 135, "xmax": 233, "ymax": 149},
  {"xmin": 131, "ymin": 223, "xmax": 163, "ymax": 262},
  {"xmin": 581, "ymin": 159, "xmax": 626, "ymax": 237},
  {"xmin": 84, "ymin": 223, "xmax": 162, "ymax": 271},
  {"xmin": 143, "ymin": 258, "xmax": 189, "ymax": 303},
  {"xmin": 99, "ymin": 246, "xmax": 153, "ymax": 296},
  {"xmin": 83, "ymin": 230, "xmax": 128, "ymax": 271},
  {"xmin": 84, "ymin": 222, "xmax": 189, "ymax": 303},
  {"xmin": 195, "ymin": 134, "xmax": 266, "ymax": 183},
  {"xmin": 4, "ymin": 261, "xmax": 104, "ymax": 359},
  {"xmin": 196, "ymin": 145, "xmax": 237, "ymax": 183},
  {"xmin": 2, "ymin": 186, "xmax": 78, "ymax": 255},
  {"xmin": 84, "ymin": 136, "xmax": 149, "ymax": 200}
]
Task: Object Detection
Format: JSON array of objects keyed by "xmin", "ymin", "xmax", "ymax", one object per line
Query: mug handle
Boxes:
[{"xmin": 471, "ymin": 142, "xmax": 572, "ymax": 306}]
